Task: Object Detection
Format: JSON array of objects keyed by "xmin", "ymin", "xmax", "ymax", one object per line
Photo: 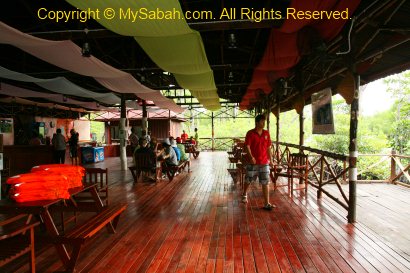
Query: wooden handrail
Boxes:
[{"xmin": 277, "ymin": 141, "xmax": 347, "ymax": 161}]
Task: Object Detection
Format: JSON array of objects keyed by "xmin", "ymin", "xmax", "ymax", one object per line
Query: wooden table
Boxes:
[{"xmin": 0, "ymin": 183, "xmax": 104, "ymax": 268}]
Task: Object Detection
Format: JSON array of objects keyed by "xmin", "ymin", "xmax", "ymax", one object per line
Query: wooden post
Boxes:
[
  {"xmin": 299, "ymin": 110, "xmax": 304, "ymax": 151},
  {"xmin": 275, "ymin": 105, "xmax": 280, "ymax": 162},
  {"xmin": 318, "ymin": 156, "xmax": 324, "ymax": 199},
  {"xmin": 142, "ymin": 100, "xmax": 148, "ymax": 131},
  {"xmin": 267, "ymin": 111, "xmax": 271, "ymax": 134},
  {"xmin": 0, "ymin": 134, "xmax": 3, "ymax": 200},
  {"xmin": 168, "ymin": 110, "xmax": 171, "ymax": 137},
  {"xmin": 347, "ymin": 74, "xmax": 360, "ymax": 223},
  {"xmin": 390, "ymin": 150, "xmax": 397, "ymax": 183},
  {"xmin": 211, "ymin": 112, "xmax": 215, "ymax": 151},
  {"xmin": 343, "ymin": 160, "xmax": 347, "ymax": 182},
  {"xmin": 119, "ymin": 95, "xmax": 127, "ymax": 170}
]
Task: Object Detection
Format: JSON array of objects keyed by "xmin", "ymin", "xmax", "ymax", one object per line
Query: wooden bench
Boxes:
[
  {"xmin": 162, "ymin": 160, "xmax": 189, "ymax": 182},
  {"xmin": 58, "ymin": 203, "xmax": 127, "ymax": 273},
  {"xmin": 0, "ymin": 214, "xmax": 39, "ymax": 273}
]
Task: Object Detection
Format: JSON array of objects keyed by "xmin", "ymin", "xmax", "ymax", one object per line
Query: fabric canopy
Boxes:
[
  {"xmin": 66, "ymin": 0, "xmax": 220, "ymax": 110},
  {"xmin": 0, "ymin": 97, "xmax": 86, "ymax": 112},
  {"xmin": 0, "ymin": 82, "xmax": 112, "ymax": 110},
  {"xmin": 240, "ymin": 0, "xmax": 361, "ymax": 110},
  {"xmin": 0, "ymin": 21, "xmax": 184, "ymax": 113},
  {"xmin": 0, "ymin": 66, "xmax": 120, "ymax": 105}
]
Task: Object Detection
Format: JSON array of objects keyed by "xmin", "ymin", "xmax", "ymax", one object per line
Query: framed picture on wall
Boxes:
[
  {"xmin": 311, "ymin": 88, "xmax": 335, "ymax": 134},
  {"xmin": 0, "ymin": 119, "xmax": 13, "ymax": 133}
]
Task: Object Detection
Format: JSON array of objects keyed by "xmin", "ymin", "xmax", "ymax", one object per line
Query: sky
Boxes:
[{"xmin": 360, "ymin": 79, "xmax": 395, "ymax": 116}]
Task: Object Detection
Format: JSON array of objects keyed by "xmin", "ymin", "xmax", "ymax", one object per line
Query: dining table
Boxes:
[{"xmin": 0, "ymin": 183, "xmax": 104, "ymax": 267}]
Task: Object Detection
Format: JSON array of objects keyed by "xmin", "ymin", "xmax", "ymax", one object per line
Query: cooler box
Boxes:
[{"xmin": 81, "ymin": 147, "xmax": 104, "ymax": 163}]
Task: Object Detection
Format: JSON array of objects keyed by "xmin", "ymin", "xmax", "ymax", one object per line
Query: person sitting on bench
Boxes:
[
  {"xmin": 134, "ymin": 138, "xmax": 157, "ymax": 181},
  {"xmin": 170, "ymin": 138, "xmax": 181, "ymax": 161},
  {"xmin": 176, "ymin": 137, "xmax": 190, "ymax": 171},
  {"xmin": 161, "ymin": 138, "xmax": 179, "ymax": 175}
]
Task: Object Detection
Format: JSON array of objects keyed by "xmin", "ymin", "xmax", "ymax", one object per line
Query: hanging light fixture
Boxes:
[
  {"xmin": 82, "ymin": 28, "xmax": 91, "ymax": 57},
  {"xmin": 228, "ymin": 71, "xmax": 234, "ymax": 82},
  {"xmin": 228, "ymin": 33, "xmax": 237, "ymax": 49}
]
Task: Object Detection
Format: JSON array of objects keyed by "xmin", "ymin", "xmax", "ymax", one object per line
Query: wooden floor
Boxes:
[{"xmin": 6, "ymin": 152, "xmax": 410, "ymax": 273}]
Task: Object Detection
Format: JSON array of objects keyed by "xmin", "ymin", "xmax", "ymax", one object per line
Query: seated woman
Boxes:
[
  {"xmin": 134, "ymin": 138, "xmax": 157, "ymax": 181},
  {"xmin": 160, "ymin": 139, "xmax": 179, "ymax": 175},
  {"xmin": 176, "ymin": 137, "xmax": 190, "ymax": 171},
  {"xmin": 170, "ymin": 138, "xmax": 181, "ymax": 162}
]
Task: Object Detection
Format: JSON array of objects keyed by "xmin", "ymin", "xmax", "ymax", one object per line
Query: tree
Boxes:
[{"xmin": 384, "ymin": 70, "xmax": 410, "ymax": 154}]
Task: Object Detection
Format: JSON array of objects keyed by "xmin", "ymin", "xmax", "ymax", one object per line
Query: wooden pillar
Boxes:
[
  {"xmin": 119, "ymin": 95, "xmax": 127, "ymax": 170},
  {"xmin": 267, "ymin": 111, "xmax": 271, "ymax": 134},
  {"xmin": 0, "ymin": 134, "xmax": 3, "ymax": 200},
  {"xmin": 390, "ymin": 150, "xmax": 397, "ymax": 183},
  {"xmin": 168, "ymin": 110, "xmax": 171, "ymax": 137},
  {"xmin": 347, "ymin": 74, "xmax": 360, "ymax": 223},
  {"xmin": 299, "ymin": 110, "xmax": 304, "ymax": 150},
  {"xmin": 275, "ymin": 105, "xmax": 280, "ymax": 162},
  {"xmin": 211, "ymin": 112, "xmax": 215, "ymax": 151},
  {"xmin": 142, "ymin": 100, "xmax": 148, "ymax": 131}
]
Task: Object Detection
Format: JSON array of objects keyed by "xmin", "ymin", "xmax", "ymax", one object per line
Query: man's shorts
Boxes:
[{"xmin": 245, "ymin": 164, "xmax": 270, "ymax": 185}]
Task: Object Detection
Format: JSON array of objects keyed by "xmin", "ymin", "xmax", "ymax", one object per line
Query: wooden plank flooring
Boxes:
[{"xmin": 5, "ymin": 152, "xmax": 410, "ymax": 273}]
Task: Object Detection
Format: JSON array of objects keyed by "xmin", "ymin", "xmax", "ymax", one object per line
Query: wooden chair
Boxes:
[
  {"xmin": 1, "ymin": 156, "xmax": 11, "ymax": 198},
  {"xmin": 0, "ymin": 214, "xmax": 39, "ymax": 273},
  {"xmin": 271, "ymin": 153, "xmax": 309, "ymax": 196},
  {"xmin": 131, "ymin": 152, "xmax": 160, "ymax": 183},
  {"xmin": 228, "ymin": 147, "xmax": 243, "ymax": 163},
  {"xmin": 83, "ymin": 168, "xmax": 109, "ymax": 205}
]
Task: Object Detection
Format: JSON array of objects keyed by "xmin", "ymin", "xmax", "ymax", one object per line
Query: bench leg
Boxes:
[
  {"xmin": 105, "ymin": 222, "xmax": 116, "ymax": 234},
  {"xmin": 103, "ymin": 213, "xmax": 123, "ymax": 234},
  {"xmin": 30, "ymin": 227, "xmax": 36, "ymax": 273},
  {"xmin": 166, "ymin": 170, "xmax": 174, "ymax": 181},
  {"xmin": 112, "ymin": 214, "xmax": 122, "ymax": 230},
  {"xmin": 66, "ymin": 243, "xmax": 82, "ymax": 273}
]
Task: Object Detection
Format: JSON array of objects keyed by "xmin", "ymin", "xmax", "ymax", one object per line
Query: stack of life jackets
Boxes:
[
  {"xmin": 7, "ymin": 164, "xmax": 85, "ymax": 203},
  {"xmin": 31, "ymin": 164, "xmax": 85, "ymax": 188}
]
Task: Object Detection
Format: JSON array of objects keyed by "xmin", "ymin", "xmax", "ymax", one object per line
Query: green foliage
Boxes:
[
  {"xmin": 384, "ymin": 71, "xmax": 410, "ymax": 153},
  {"xmin": 182, "ymin": 107, "xmax": 254, "ymax": 138},
  {"xmin": 90, "ymin": 121, "xmax": 105, "ymax": 143}
]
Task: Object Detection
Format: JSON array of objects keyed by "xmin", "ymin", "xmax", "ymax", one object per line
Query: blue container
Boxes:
[{"xmin": 81, "ymin": 147, "xmax": 105, "ymax": 163}]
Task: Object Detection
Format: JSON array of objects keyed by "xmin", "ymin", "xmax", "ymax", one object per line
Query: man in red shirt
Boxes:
[
  {"xmin": 181, "ymin": 130, "xmax": 189, "ymax": 142},
  {"xmin": 242, "ymin": 114, "xmax": 276, "ymax": 210}
]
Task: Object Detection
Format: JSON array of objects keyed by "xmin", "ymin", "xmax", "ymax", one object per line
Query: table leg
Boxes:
[{"xmin": 40, "ymin": 209, "xmax": 71, "ymax": 267}]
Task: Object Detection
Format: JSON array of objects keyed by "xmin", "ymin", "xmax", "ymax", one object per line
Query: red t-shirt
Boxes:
[
  {"xmin": 244, "ymin": 129, "xmax": 272, "ymax": 165},
  {"xmin": 181, "ymin": 133, "xmax": 188, "ymax": 142}
]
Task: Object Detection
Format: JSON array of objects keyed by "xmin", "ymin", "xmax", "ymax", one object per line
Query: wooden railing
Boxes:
[
  {"xmin": 358, "ymin": 151, "xmax": 410, "ymax": 187},
  {"xmin": 199, "ymin": 137, "xmax": 245, "ymax": 151},
  {"xmin": 275, "ymin": 142, "xmax": 410, "ymax": 210}
]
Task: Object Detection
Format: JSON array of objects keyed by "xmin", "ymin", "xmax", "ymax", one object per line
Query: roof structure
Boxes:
[{"xmin": 0, "ymin": 0, "xmax": 409, "ymax": 114}]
